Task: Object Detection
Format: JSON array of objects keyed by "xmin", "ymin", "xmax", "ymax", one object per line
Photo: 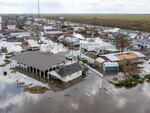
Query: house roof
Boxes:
[
  {"xmin": 57, "ymin": 63, "xmax": 83, "ymax": 77},
  {"xmin": 10, "ymin": 32, "xmax": 30, "ymax": 37},
  {"xmin": 117, "ymin": 52, "xmax": 137, "ymax": 61},
  {"xmin": 13, "ymin": 51, "xmax": 66, "ymax": 71},
  {"xmin": 95, "ymin": 57, "xmax": 105, "ymax": 63},
  {"xmin": 104, "ymin": 28, "xmax": 120, "ymax": 33},
  {"xmin": 102, "ymin": 51, "xmax": 146, "ymax": 62},
  {"xmin": 104, "ymin": 62, "xmax": 119, "ymax": 67},
  {"xmin": 27, "ymin": 39, "xmax": 40, "ymax": 48}
]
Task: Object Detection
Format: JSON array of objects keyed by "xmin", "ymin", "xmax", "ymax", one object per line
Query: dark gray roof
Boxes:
[
  {"xmin": 57, "ymin": 63, "xmax": 83, "ymax": 77},
  {"xmin": 13, "ymin": 51, "xmax": 66, "ymax": 71}
]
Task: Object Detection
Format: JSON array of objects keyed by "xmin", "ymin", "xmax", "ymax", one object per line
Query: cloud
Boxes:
[{"xmin": 0, "ymin": 0, "xmax": 149, "ymax": 14}]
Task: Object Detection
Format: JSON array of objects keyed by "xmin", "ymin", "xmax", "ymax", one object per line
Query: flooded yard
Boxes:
[
  {"xmin": 1, "ymin": 65, "xmax": 150, "ymax": 113},
  {"xmin": 0, "ymin": 39, "xmax": 150, "ymax": 113}
]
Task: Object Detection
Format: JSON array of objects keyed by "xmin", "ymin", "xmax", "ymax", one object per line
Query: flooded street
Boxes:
[
  {"xmin": 1, "ymin": 68, "xmax": 150, "ymax": 113},
  {"xmin": 0, "ymin": 38, "xmax": 150, "ymax": 113},
  {"xmin": 0, "ymin": 37, "xmax": 150, "ymax": 113}
]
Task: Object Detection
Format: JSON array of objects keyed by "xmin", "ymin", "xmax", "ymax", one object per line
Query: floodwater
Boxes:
[
  {"xmin": 0, "ymin": 39, "xmax": 150, "ymax": 113},
  {"xmin": 1, "ymin": 69, "xmax": 150, "ymax": 113}
]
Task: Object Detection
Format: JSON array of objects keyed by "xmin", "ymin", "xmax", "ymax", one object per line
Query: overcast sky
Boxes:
[{"xmin": 0, "ymin": 0, "xmax": 149, "ymax": 14}]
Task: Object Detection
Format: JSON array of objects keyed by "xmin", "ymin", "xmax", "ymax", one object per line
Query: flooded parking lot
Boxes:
[{"xmin": 1, "ymin": 67, "xmax": 150, "ymax": 113}]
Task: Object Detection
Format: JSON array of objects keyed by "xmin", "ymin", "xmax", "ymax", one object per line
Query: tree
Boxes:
[
  {"xmin": 1, "ymin": 47, "xmax": 8, "ymax": 53},
  {"xmin": 15, "ymin": 16, "xmax": 26, "ymax": 29},
  {"xmin": 115, "ymin": 34, "xmax": 132, "ymax": 52},
  {"xmin": 122, "ymin": 64, "xmax": 140, "ymax": 77},
  {"xmin": 33, "ymin": 25, "xmax": 41, "ymax": 40}
]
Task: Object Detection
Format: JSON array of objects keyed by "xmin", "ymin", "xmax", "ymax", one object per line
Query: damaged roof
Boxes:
[{"xmin": 57, "ymin": 63, "xmax": 83, "ymax": 77}]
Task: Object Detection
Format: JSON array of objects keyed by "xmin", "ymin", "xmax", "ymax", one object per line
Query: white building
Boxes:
[
  {"xmin": 49, "ymin": 63, "xmax": 83, "ymax": 82},
  {"xmin": 26, "ymin": 39, "xmax": 40, "ymax": 50},
  {"xmin": 43, "ymin": 25, "xmax": 59, "ymax": 35},
  {"xmin": 103, "ymin": 62, "xmax": 119, "ymax": 73},
  {"xmin": 65, "ymin": 37, "xmax": 80, "ymax": 46},
  {"xmin": 7, "ymin": 25, "xmax": 16, "ymax": 30},
  {"xmin": 81, "ymin": 38, "xmax": 115, "ymax": 52},
  {"xmin": 84, "ymin": 55, "xmax": 95, "ymax": 64},
  {"xmin": 104, "ymin": 28, "xmax": 120, "ymax": 34}
]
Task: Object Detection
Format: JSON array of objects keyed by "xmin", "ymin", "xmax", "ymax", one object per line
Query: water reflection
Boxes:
[{"xmin": 1, "ymin": 68, "xmax": 150, "ymax": 113}]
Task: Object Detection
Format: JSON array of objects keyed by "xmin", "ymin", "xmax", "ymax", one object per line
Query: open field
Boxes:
[{"xmin": 48, "ymin": 14, "xmax": 150, "ymax": 32}]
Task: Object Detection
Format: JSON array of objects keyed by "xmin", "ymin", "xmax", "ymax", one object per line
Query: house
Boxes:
[
  {"xmin": 103, "ymin": 62, "xmax": 119, "ymax": 73},
  {"xmin": 104, "ymin": 28, "xmax": 120, "ymax": 34},
  {"xmin": 49, "ymin": 63, "xmax": 83, "ymax": 82},
  {"xmin": 44, "ymin": 25, "xmax": 57, "ymax": 34},
  {"xmin": 13, "ymin": 51, "xmax": 67, "ymax": 77},
  {"xmin": 43, "ymin": 25, "xmax": 63, "ymax": 38},
  {"xmin": 95, "ymin": 47, "xmax": 119, "ymax": 55},
  {"xmin": 6, "ymin": 36, "xmax": 17, "ymax": 42},
  {"xmin": 10, "ymin": 32, "xmax": 30, "ymax": 37},
  {"xmin": 65, "ymin": 37, "xmax": 80, "ymax": 46},
  {"xmin": 7, "ymin": 25, "xmax": 16, "ymax": 30},
  {"xmin": 81, "ymin": 38, "xmax": 115, "ymax": 52},
  {"xmin": 84, "ymin": 55, "xmax": 95, "ymax": 65},
  {"xmin": 73, "ymin": 33, "xmax": 85, "ymax": 40},
  {"xmin": 26, "ymin": 39, "xmax": 40, "ymax": 50},
  {"xmin": 94, "ymin": 57, "xmax": 105, "ymax": 69},
  {"xmin": 47, "ymin": 31, "xmax": 63, "ymax": 38},
  {"xmin": 102, "ymin": 51, "xmax": 146, "ymax": 66}
]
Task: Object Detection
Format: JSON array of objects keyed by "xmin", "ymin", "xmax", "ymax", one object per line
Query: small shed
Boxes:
[{"xmin": 103, "ymin": 62, "xmax": 119, "ymax": 73}]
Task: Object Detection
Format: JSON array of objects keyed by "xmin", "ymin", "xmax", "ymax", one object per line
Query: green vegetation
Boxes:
[
  {"xmin": 82, "ymin": 59, "xmax": 88, "ymax": 64},
  {"xmin": 113, "ymin": 74, "xmax": 150, "ymax": 89},
  {"xmin": 0, "ymin": 64, "xmax": 6, "ymax": 67},
  {"xmin": 10, "ymin": 67, "xmax": 17, "ymax": 73},
  {"xmin": 24, "ymin": 86, "xmax": 49, "ymax": 94},
  {"xmin": 0, "ymin": 59, "xmax": 11, "ymax": 67},
  {"xmin": 144, "ymin": 74, "xmax": 150, "ymax": 82},
  {"xmin": 6, "ymin": 52, "xmax": 14, "ymax": 58},
  {"xmin": 48, "ymin": 14, "xmax": 150, "ymax": 32},
  {"xmin": 4, "ymin": 59, "xmax": 11, "ymax": 64},
  {"xmin": 0, "ymin": 47, "xmax": 8, "ymax": 53},
  {"xmin": 114, "ymin": 77, "xmax": 144, "ymax": 89},
  {"xmin": 5, "ymin": 55, "xmax": 11, "ymax": 59},
  {"xmin": 68, "ymin": 15, "xmax": 150, "ymax": 21}
]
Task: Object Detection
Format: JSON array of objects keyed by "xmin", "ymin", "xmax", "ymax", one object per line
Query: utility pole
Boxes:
[
  {"xmin": 38, "ymin": 0, "xmax": 40, "ymax": 19},
  {"xmin": 36, "ymin": 0, "xmax": 40, "ymax": 41}
]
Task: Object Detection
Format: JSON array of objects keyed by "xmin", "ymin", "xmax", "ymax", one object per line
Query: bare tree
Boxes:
[
  {"xmin": 115, "ymin": 34, "xmax": 132, "ymax": 52},
  {"xmin": 122, "ymin": 64, "xmax": 140, "ymax": 77}
]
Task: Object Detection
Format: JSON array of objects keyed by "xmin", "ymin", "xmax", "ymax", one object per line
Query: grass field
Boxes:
[
  {"xmin": 81, "ymin": 15, "xmax": 150, "ymax": 21},
  {"xmin": 48, "ymin": 14, "xmax": 150, "ymax": 32},
  {"xmin": 49, "ymin": 14, "xmax": 150, "ymax": 21}
]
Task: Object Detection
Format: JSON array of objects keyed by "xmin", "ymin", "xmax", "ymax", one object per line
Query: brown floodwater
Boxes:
[{"xmin": 1, "ymin": 70, "xmax": 150, "ymax": 113}]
